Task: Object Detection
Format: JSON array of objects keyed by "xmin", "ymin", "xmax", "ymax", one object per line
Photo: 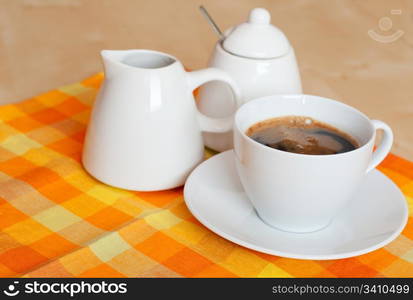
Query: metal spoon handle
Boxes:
[{"xmin": 199, "ymin": 5, "xmax": 224, "ymax": 39}]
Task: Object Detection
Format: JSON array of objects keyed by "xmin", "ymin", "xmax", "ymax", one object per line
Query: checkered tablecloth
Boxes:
[{"xmin": 0, "ymin": 73, "xmax": 412, "ymax": 277}]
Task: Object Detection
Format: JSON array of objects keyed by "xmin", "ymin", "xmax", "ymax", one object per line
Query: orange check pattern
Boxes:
[{"xmin": 0, "ymin": 73, "xmax": 412, "ymax": 278}]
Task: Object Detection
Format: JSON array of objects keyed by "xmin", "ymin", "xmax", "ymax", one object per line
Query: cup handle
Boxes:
[
  {"xmin": 366, "ymin": 120, "xmax": 393, "ymax": 173},
  {"xmin": 186, "ymin": 68, "xmax": 242, "ymax": 133}
]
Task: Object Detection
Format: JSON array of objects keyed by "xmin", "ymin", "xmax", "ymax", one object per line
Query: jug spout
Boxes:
[
  {"xmin": 101, "ymin": 49, "xmax": 179, "ymax": 76},
  {"xmin": 101, "ymin": 49, "xmax": 135, "ymax": 62},
  {"xmin": 100, "ymin": 50, "xmax": 132, "ymax": 78}
]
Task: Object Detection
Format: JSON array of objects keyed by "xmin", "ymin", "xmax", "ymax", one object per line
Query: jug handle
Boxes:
[{"xmin": 187, "ymin": 68, "xmax": 242, "ymax": 133}]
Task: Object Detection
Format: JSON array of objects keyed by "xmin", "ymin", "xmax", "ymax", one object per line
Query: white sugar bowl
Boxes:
[{"xmin": 197, "ymin": 8, "xmax": 302, "ymax": 152}]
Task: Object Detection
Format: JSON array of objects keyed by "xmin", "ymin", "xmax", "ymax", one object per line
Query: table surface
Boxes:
[
  {"xmin": 0, "ymin": 75, "xmax": 411, "ymax": 277},
  {"xmin": 0, "ymin": 0, "xmax": 412, "ymax": 162}
]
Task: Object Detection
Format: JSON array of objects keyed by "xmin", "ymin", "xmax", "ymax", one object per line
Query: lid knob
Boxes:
[
  {"xmin": 248, "ymin": 8, "xmax": 271, "ymax": 25},
  {"xmin": 222, "ymin": 7, "xmax": 290, "ymax": 59}
]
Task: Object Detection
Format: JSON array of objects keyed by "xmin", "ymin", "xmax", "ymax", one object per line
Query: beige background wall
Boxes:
[{"xmin": 0, "ymin": 0, "xmax": 412, "ymax": 160}]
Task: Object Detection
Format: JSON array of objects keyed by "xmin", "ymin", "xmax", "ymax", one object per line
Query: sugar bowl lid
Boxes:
[{"xmin": 222, "ymin": 8, "xmax": 290, "ymax": 59}]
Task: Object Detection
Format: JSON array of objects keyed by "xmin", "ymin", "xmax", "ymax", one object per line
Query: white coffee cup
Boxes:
[{"xmin": 234, "ymin": 94, "xmax": 393, "ymax": 233}]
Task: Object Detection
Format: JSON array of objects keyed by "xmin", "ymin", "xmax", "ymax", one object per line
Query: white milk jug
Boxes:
[{"xmin": 83, "ymin": 49, "xmax": 240, "ymax": 191}]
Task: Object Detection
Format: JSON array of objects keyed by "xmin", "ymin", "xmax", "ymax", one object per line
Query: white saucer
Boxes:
[{"xmin": 184, "ymin": 150, "xmax": 408, "ymax": 260}]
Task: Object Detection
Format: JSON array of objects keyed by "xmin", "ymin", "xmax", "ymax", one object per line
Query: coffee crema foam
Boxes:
[{"xmin": 246, "ymin": 116, "xmax": 359, "ymax": 155}]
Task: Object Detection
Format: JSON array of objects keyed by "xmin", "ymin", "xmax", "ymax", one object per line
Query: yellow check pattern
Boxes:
[{"xmin": 0, "ymin": 73, "xmax": 412, "ymax": 277}]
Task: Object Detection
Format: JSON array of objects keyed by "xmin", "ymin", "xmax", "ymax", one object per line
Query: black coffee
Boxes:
[{"xmin": 246, "ymin": 116, "xmax": 359, "ymax": 155}]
